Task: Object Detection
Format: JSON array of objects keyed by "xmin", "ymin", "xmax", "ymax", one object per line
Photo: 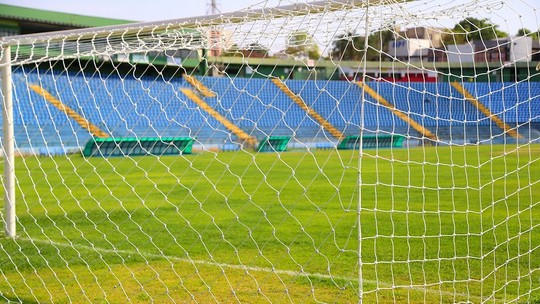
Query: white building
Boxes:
[
  {"xmin": 388, "ymin": 39, "xmax": 431, "ymax": 61},
  {"xmin": 474, "ymin": 36, "xmax": 534, "ymax": 63},
  {"xmin": 447, "ymin": 43, "xmax": 475, "ymax": 63}
]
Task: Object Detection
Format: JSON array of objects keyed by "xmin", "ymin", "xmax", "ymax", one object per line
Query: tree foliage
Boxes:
[
  {"xmin": 517, "ymin": 28, "xmax": 532, "ymax": 36},
  {"xmin": 285, "ymin": 31, "xmax": 320, "ymax": 59},
  {"xmin": 517, "ymin": 28, "xmax": 540, "ymax": 41},
  {"xmin": 330, "ymin": 30, "xmax": 394, "ymax": 61},
  {"xmin": 443, "ymin": 18, "xmax": 508, "ymax": 44},
  {"xmin": 331, "ymin": 32, "xmax": 364, "ymax": 61}
]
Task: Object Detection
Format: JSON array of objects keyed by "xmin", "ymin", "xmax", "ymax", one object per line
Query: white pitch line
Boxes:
[
  {"xmin": 22, "ymin": 237, "xmax": 354, "ymax": 282},
  {"xmin": 18, "ymin": 237, "xmax": 483, "ymax": 301}
]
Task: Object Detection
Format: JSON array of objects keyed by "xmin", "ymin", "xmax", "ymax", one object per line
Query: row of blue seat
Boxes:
[
  {"xmin": 5, "ymin": 68, "xmax": 540, "ymax": 150},
  {"xmin": 463, "ymin": 82, "xmax": 540, "ymax": 123}
]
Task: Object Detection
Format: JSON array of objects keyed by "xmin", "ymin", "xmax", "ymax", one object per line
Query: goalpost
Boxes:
[
  {"xmin": 1, "ymin": 0, "xmax": 539, "ymax": 302},
  {"xmin": 1, "ymin": 45, "xmax": 14, "ymax": 239}
]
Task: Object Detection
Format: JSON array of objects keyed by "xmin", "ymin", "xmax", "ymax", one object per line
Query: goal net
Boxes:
[{"xmin": 1, "ymin": 0, "xmax": 539, "ymax": 302}]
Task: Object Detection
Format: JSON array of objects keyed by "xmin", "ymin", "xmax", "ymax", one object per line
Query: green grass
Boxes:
[{"xmin": 1, "ymin": 144, "xmax": 539, "ymax": 303}]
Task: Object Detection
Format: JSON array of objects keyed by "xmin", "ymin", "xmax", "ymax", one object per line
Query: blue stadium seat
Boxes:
[
  {"xmin": 5, "ymin": 66, "xmax": 540, "ymax": 150},
  {"xmin": 200, "ymin": 76, "xmax": 321, "ymax": 140},
  {"xmin": 7, "ymin": 68, "xmax": 235, "ymax": 151},
  {"xmin": 463, "ymin": 81, "xmax": 540, "ymax": 123}
]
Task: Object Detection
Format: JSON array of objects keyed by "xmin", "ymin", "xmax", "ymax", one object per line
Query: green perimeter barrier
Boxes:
[
  {"xmin": 257, "ymin": 136, "xmax": 291, "ymax": 152},
  {"xmin": 337, "ymin": 134, "xmax": 405, "ymax": 150},
  {"xmin": 83, "ymin": 137, "xmax": 194, "ymax": 157}
]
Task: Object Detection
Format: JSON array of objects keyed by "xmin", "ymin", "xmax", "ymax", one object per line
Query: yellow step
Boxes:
[
  {"xmin": 182, "ymin": 74, "xmax": 216, "ymax": 98},
  {"xmin": 28, "ymin": 84, "xmax": 109, "ymax": 138},
  {"xmin": 180, "ymin": 88, "xmax": 257, "ymax": 147},
  {"xmin": 357, "ymin": 82, "xmax": 438, "ymax": 141},
  {"xmin": 271, "ymin": 78, "xmax": 344, "ymax": 140},
  {"xmin": 450, "ymin": 82, "xmax": 522, "ymax": 139}
]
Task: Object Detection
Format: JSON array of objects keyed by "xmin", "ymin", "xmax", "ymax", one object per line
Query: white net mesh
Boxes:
[{"xmin": 1, "ymin": 0, "xmax": 540, "ymax": 302}]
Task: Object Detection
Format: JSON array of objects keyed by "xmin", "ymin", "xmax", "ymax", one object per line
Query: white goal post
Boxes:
[
  {"xmin": 1, "ymin": 45, "xmax": 14, "ymax": 239},
  {"xmin": 1, "ymin": 0, "xmax": 539, "ymax": 302}
]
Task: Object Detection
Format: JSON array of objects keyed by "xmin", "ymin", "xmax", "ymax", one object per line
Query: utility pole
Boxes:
[{"xmin": 207, "ymin": 0, "xmax": 220, "ymax": 15}]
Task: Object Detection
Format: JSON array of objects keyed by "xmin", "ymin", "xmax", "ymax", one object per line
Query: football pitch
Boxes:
[{"xmin": 1, "ymin": 144, "xmax": 539, "ymax": 303}]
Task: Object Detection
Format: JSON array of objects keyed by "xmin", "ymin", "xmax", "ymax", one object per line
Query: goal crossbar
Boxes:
[{"xmin": 0, "ymin": 0, "xmax": 407, "ymax": 46}]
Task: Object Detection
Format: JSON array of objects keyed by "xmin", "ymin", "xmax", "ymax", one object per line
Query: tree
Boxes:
[
  {"xmin": 330, "ymin": 30, "xmax": 394, "ymax": 61},
  {"xmin": 517, "ymin": 28, "xmax": 532, "ymax": 36},
  {"xmin": 517, "ymin": 28, "xmax": 540, "ymax": 41},
  {"xmin": 285, "ymin": 31, "xmax": 320, "ymax": 59},
  {"xmin": 331, "ymin": 32, "xmax": 365, "ymax": 61},
  {"xmin": 444, "ymin": 18, "xmax": 508, "ymax": 44},
  {"xmin": 366, "ymin": 30, "xmax": 394, "ymax": 60}
]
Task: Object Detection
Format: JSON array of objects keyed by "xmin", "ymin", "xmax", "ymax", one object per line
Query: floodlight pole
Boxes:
[{"xmin": 1, "ymin": 45, "xmax": 15, "ymax": 238}]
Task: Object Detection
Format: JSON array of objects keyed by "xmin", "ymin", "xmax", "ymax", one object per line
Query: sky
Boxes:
[
  {"xmin": 0, "ymin": 0, "xmax": 292, "ymax": 22},
  {"xmin": 1, "ymin": 0, "xmax": 539, "ymax": 36}
]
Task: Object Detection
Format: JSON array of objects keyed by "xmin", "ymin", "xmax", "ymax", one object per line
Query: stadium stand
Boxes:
[
  {"xmin": 285, "ymin": 79, "xmax": 422, "ymax": 140},
  {"xmin": 199, "ymin": 76, "xmax": 323, "ymax": 140},
  {"xmin": 463, "ymin": 81, "xmax": 540, "ymax": 143},
  {"xmin": 367, "ymin": 81, "xmax": 512, "ymax": 144},
  {"xmin": 463, "ymin": 81, "xmax": 540, "ymax": 123},
  {"xmin": 11, "ymin": 68, "xmax": 235, "ymax": 153},
  {"xmin": 4, "ymin": 68, "xmax": 540, "ymax": 153},
  {"xmin": 271, "ymin": 78, "xmax": 344, "ymax": 140}
]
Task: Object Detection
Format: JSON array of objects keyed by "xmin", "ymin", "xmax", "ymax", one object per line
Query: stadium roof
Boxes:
[{"xmin": 0, "ymin": 4, "xmax": 135, "ymax": 29}]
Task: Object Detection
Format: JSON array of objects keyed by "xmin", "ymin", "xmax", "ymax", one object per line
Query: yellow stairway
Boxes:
[
  {"xmin": 28, "ymin": 84, "xmax": 109, "ymax": 138},
  {"xmin": 180, "ymin": 88, "xmax": 257, "ymax": 147},
  {"xmin": 450, "ymin": 81, "xmax": 522, "ymax": 139},
  {"xmin": 271, "ymin": 78, "xmax": 344, "ymax": 140},
  {"xmin": 182, "ymin": 74, "xmax": 216, "ymax": 98},
  {"xmin": 357, "ymin": 82, "xmax": 438, "ymax": 141}
]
